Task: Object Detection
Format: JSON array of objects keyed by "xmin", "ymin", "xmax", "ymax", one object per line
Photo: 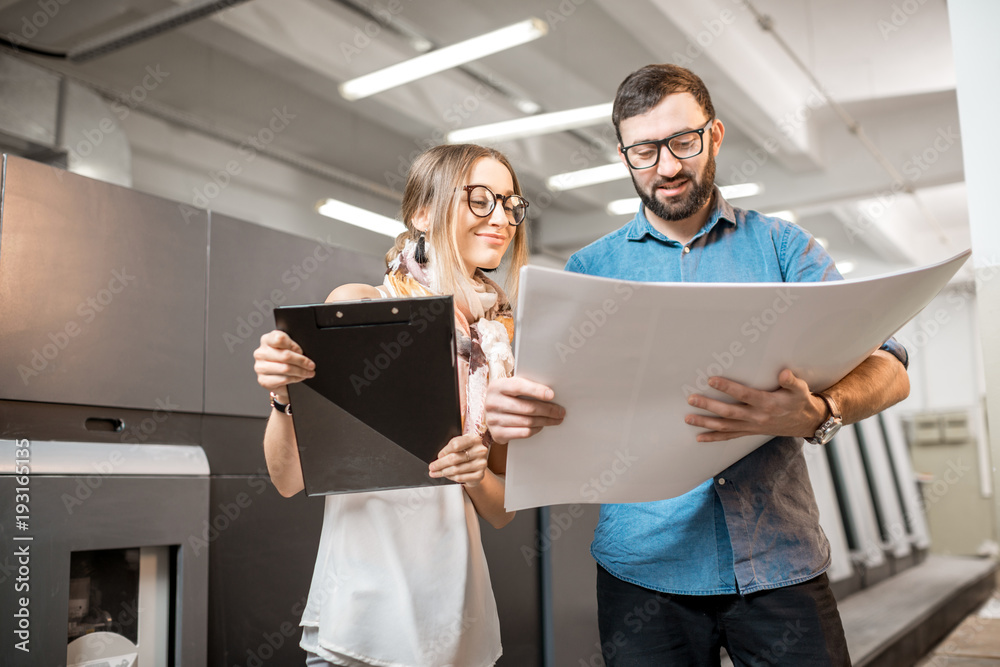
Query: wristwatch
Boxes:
[
  {"xmin": 270, "ymin": 391, "xmax": 293, "ymax": 415},
  {"xmin": 805, "ymin": 391, "xmax": 841, "ymax": 445}
]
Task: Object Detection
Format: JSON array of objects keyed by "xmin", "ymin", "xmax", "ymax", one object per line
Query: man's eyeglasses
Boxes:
[
  {"xmin": 621, "ymin": 120, "xmax": 714, "ymax": 170},
  {"xmin": 461, "ymin": 185, "xmax": 529, "ymax": 226}
]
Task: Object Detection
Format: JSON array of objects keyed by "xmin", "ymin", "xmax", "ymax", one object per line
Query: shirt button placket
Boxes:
[{"xmin": 679, "ymin": 244, "xmax": 692, "ymax": 280}]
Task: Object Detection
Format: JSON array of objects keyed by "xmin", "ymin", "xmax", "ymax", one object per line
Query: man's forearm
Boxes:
[{"xmin": 823, "ymin": 349, "xmax": 910, "ymax": 425}]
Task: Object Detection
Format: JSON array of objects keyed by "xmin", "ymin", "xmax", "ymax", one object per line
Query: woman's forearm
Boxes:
[
  {"xmin": 464, "ymin": 469, "xmax": 515, "ymax": 529},
  {"xmin": 263, "ymin": 410, "xmax": 305, "ymax": 497}
]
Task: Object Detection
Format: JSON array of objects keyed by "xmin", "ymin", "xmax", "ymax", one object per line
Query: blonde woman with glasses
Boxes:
[{"xmin": 253, "ymin": 144, "xmax": 563, "ymax": 666}]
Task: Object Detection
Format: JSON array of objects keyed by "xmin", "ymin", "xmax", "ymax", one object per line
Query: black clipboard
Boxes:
[{"xmin": 274, "ymin": 296, "xmax": 461, "ymax": 495}]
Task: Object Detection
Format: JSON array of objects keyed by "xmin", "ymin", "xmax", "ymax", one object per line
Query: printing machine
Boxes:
[{"xmin": 0, "ymin": 154, "xmax": 543, "ymax": 666}]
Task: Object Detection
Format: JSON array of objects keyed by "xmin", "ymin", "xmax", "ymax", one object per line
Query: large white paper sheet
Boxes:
[{"xmin": 505, "ymin": 250, "xmax": 970, "ymax": 511}]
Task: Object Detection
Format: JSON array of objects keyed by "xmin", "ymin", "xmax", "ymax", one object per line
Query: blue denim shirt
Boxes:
[{"xmin": 566, "ymin": 190, "xmax": 908, "ymax": 595}]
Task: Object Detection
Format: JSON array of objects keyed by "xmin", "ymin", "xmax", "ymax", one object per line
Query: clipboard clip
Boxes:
[{"xmin": 315, "ymin": 300, "xmax": 412, "ymax": 328}]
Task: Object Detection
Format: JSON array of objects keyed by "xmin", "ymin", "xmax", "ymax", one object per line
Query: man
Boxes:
[{"xmin": 485, "ymin": 64, "xmax": 910, "ymax": 666}]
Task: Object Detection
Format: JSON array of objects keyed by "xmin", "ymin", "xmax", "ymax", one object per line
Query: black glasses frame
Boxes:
[
  {"xmin": 621, "ymin": 120, "xmax": 715, "ymax": 170},
  {"xmin": 461, "ymin": 185, "xmax": 529, "ymax": 226}
]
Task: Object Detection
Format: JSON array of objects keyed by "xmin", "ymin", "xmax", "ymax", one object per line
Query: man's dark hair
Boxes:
[{"xmin": 612, "ymin": 64, "xmax": 715, "ymax": 144}]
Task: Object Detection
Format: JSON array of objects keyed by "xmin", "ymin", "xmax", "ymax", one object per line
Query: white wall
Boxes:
[{"xmin": 894, "ymin": 284, "xmax": 996, "ymax": 555}]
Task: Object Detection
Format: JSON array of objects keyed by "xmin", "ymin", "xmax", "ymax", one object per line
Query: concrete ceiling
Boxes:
[{"xmin": 0, "ymin": 0, "xmax": 967, "ymax": 279}]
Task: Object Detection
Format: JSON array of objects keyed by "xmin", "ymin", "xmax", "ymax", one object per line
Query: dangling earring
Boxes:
[{"xmin": 415, "ymin": 232, "xmax": 428, "ymax": 265}]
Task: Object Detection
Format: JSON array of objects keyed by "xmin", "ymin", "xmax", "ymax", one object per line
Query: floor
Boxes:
[
  {"xmin": 717, "ymin": 556, "xmax": 999, "ymax": 667},
  {"xmin": 916, "ymin": 583, "xmax": 1000, "ymax": 667}
]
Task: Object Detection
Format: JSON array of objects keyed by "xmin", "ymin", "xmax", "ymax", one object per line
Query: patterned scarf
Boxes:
[{"xmin": 383, "ymin": 239, "xmax": 515, "ymax": 442}]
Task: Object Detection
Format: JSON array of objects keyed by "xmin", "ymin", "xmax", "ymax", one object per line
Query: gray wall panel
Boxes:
[
  {"xmin": 204, "ymin": 212, "xmax": 384, "ymax": 417},
  {"xmin": 0, "ymin": 155, "xmax": 208, "ymax": 411},
  {"xmin": 548, "ymin": 503, "xmax": 602, "ymax": 667},
  {"xmin": 481, "ymin": 510, "xmax": 543, "ymax": 666}
]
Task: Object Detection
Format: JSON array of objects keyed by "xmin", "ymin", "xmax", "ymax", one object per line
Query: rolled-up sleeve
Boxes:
[{"xmin": 879, "ymin": 337, "xmax": 909, "ymax": 369}]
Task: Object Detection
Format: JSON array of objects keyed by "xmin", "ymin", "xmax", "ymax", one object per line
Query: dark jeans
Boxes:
[{"xmin": 596, "ymin": 565, "xmax": 850, "ymax": 666}]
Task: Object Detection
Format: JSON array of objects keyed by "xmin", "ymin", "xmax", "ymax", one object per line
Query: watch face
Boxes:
[
  {"xmin": 807, "ymin": 417, "xmax": 843, "ymax": 445},
  {"xmin": 817, "ymin": 418, "xmax": 842, "ymax": 444}
]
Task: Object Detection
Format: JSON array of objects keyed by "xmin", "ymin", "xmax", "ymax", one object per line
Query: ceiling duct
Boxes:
[
  {"xmin": 0, "ymin": 53, "xmax": 131, "ymax": 186},
  {"xmin": 66, "ymin": 0, "xmax": 255, "ymax": 62},
  {"xmin": 0, "ymin": 0, "xmax": 254, "ymax": 62}
]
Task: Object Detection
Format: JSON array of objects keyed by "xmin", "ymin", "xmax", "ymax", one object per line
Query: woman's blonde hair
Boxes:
[{"xmin": 386, "ymin": 144, "xmax": 530, "ymax": 306}]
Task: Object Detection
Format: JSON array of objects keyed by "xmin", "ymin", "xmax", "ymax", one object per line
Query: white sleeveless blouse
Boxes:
[
  {"xmin": 299, "ymin": 485, "xmax": 501, "ymax": 666},
  {"xmin": 298, "ymin": 289, "xmax": 501, "ymax": 667}
]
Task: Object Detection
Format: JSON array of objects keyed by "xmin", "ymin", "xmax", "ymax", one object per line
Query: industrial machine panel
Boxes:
[
  {"xmin": 0, "ymin": 155, "xmax": 209, "ymax": 411},
  {"xmin": 206, "ymin": 475, "xmax": 324, "ymax": 666},
  {"xmin": 204, "ymin": 212, "xmax": 384, "ymax": 417}
]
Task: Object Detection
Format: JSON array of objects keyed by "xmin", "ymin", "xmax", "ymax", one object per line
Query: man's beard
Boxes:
[{"xmin": 633, "ymin": 152, "xmax": 716, "ymax": 222}]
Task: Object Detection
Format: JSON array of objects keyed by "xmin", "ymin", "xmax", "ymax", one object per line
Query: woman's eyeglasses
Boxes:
[{"xmin": 461, "ymin": 185, "xmax": 528, "ymax": 226}]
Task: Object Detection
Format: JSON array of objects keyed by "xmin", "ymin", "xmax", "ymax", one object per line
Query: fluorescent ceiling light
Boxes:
[
  {"xmin": 448, "ymin": 102, "xmax": 613, "ymax": 143},
  {"xmin": 764, "ymin": 210, "xmax": 798, "ymax": 223},
  {"xmin": 548, "ymin": 162, "xmax": 629, "ymax": 191},
  {"xmin": 317, "ymin": 198, "xmax": 406, "ymax": 238},
  {"xmin": 515, "ymin": 99, "xmax": 542, "ymax": 114},
  {"xmin": 719, "ymin": 182, "xmax": 763, "ymax": 199},
  {"xmin": 339, "ymin": 18, "xmax": 548, "ymax": 101},
  {"xmin": 607, "ymin": 197, "xmax": 640, "ymax": 216}
]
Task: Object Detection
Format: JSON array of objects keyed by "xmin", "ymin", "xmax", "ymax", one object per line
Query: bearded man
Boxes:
[{"xmin": 485, "ymin": 64, "xmax": 910, "ymax": 666}]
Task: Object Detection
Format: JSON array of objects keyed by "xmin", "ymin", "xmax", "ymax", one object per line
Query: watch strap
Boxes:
[
  {"xmin": 814, "ymin": 391, "xmax": 841, "ymax": 421},
  {"xmin": 805, "ymin": 391, "xmax": 842, "ymax": 445},
  {"xmin": 270, "ymin": 391, "xmax": 292, "ymax": 415}
]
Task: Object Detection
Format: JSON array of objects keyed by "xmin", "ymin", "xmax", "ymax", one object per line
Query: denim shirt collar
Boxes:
[{"xmin": 625, "ymin": 187, "xmax": 737, "ymax": 245}]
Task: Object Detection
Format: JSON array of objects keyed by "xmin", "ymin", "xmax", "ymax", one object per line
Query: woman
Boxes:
[{"xmin": 253, "ymin": 144, "xmax": 540, "ymax": 666}]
